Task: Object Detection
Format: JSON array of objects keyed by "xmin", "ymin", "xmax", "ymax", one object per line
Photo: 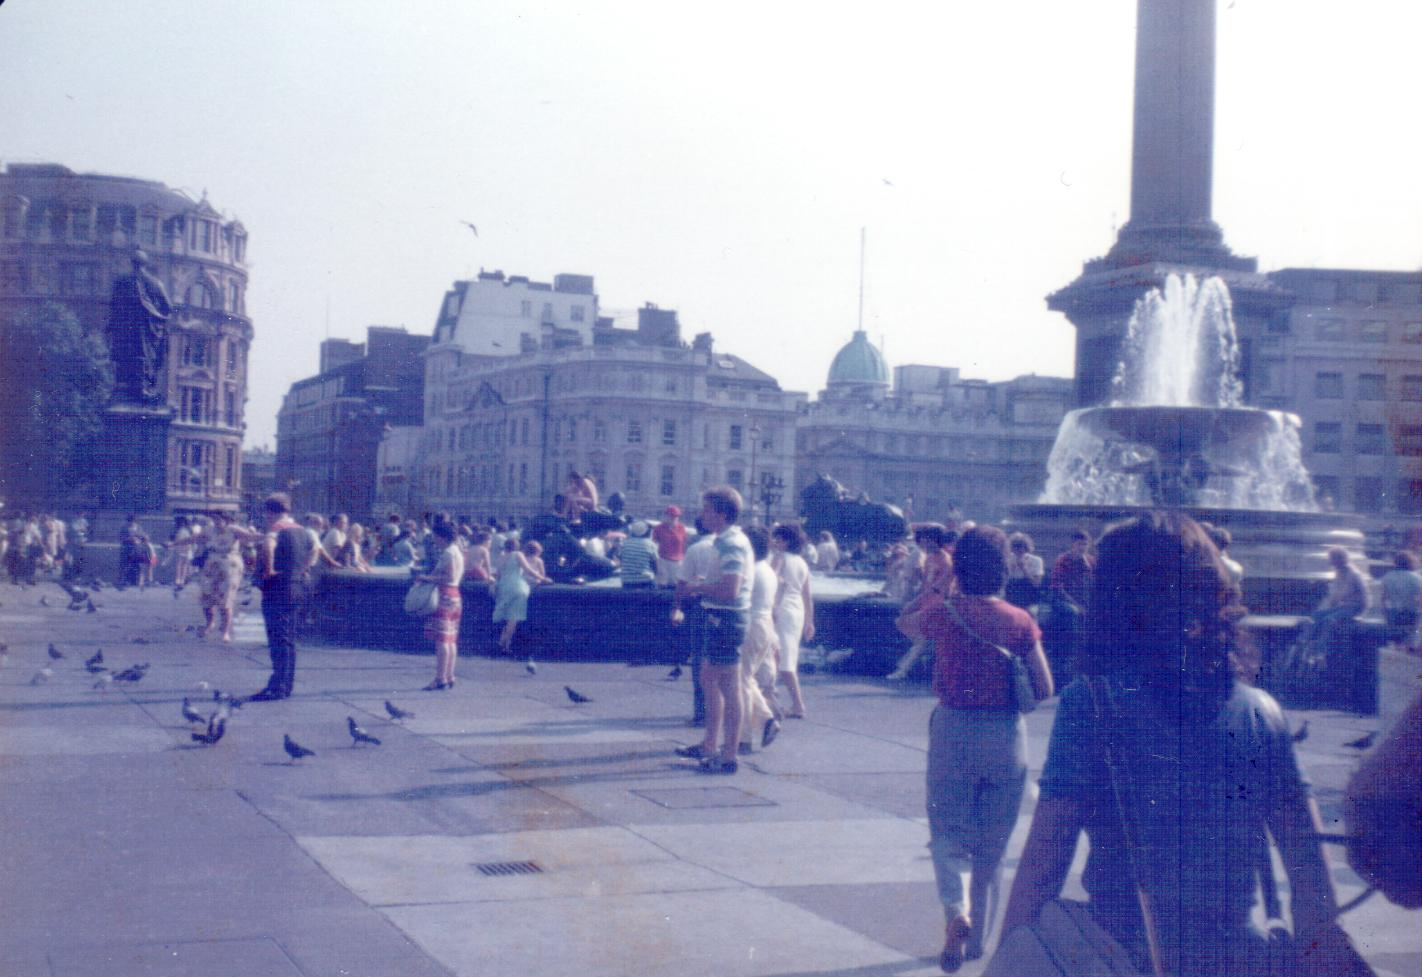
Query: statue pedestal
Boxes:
[{"xmin": 95, "ymin": 404, "xmax": 173, "ymax": 514}]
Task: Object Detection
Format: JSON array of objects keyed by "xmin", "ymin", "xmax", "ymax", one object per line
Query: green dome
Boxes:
[{"xmin": 828, "ymin": 330, "xmax": 888, "ymax": 386}]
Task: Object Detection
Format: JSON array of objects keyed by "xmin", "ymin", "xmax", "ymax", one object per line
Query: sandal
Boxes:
[{"xmin": 696, "ymin": 756, "xmax": 738, "ymax": 775}]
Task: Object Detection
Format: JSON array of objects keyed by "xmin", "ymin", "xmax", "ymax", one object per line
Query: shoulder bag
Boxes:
[
  {"xmin": 404, "ymin": 579, "xmax": 439, "ymax": 617},
  {"xmin": 942, "ymin": 598, "xmax": 1038, "ymax": 714}
]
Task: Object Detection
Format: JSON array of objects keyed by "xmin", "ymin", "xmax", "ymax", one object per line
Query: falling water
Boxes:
[{"xmin": 1041, "ymin": 274, "xmax": 1317, "ymax": 511}]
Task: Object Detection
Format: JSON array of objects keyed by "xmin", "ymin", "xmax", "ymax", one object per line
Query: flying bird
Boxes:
[
  {"xmin": 182, "ymin": 698, "xmax": 207, "ymax": 724},
  {"xmin": 1344, "ymin": 731, "xmax": 1378, "ymax": 751},
  {"xmin": 192, "ymin": 716, "xmax": 226, "ymax": 746},
  {"xmin": 31, "ymin": 667, "xmax": 53, "ymax": 685},
  {"xmin": 1291, "ymin": 721, "xmax": 1309, "ymax": 743},
  {"xmin": 459, "ymin": 220, "xmax": 478, "ymax": 237},
  {"xmin": 665, "ymin": 665, "xmax": 682, "ymax": 681},
  {"xmin": 347, "ymin": 717, "xmax": 382, "ymax": 747},
  {"xmin": 564, "ymin": 685, "xmax": 591, "ymax": 704},
  {"xmin": 283, "ymin": 734, "xmax": 316, "ymax": 762},
  {"xmin": 48, "ymin": 644, "xmax": 64, "ymax": 660},
  {"xmin": 384, "ymin": 700, "xmax": 414, "ymax": 721}
]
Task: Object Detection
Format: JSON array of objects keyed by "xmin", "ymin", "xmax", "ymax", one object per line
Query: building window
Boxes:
[
  {"xmin": 1356, "ymin": 424, "xmax": 1386, "ymax": 455},
  {"xmin": 1401, "ymin": 482, "xmax": 1422, "ymax": 515},
  {"xmin": 228, "ymin": 282, "xmax": 242, "ymax": 313},
  {"xmin": 1, "ymin": 198, "xmax": 22, "ymax": 238},
  {"xmin": 729, "ymin": 425, "xmax": 743, "ymax": 450},
  {"xmin": 183, "ymin": 337, "xmax": 211, "ymax": 367},
  {"xmin": 1313, "ymin": 422, "xmax": 1341, "ymax": 454},
  {"xmin": 1360, "ymin": 321, "xmax": 1388, "ymax": 343},
  {"xmin": 70, "ymin": 208, "xmax": 93, "ymax": 241},
  {"xmin": 566, "ymin": 419, "xmax": 577, "ymax": 443},
  {"xmin": 223, "ymin": 445, "xmax": 237, "ymax": 488},
  {"xmin": 521, "ymin": 418, "xmax": 530, "ymax": 444},
  {"xmin": 224, "ymin": 389, "xmax": 237, "ymax": 427},
  {"xmin": 1399, "ymin": 425, "xmax": 1422, "ymax": 458},
  {"xmin": 1315, "ymin": 319, "xmax": 1345, "ymax": 341},
  {"xmin": 1404, "ymin": 376, "xmax": 1422, "ymax": 402},
  {"xmin": 519, "ymin": 463, "xmax": 528, "ymax": 493},
  {"xmin": 624, "ymin": 462, "xmax": 642, "ymax": 493},
  {"xmin": 627, "ymin": 419, "xmax": 643, "ymax": 444},
  {"xmin": 1357, "ymin": 373, "xmax": 1385, "ymax": 401},
  {"xmin": 137, "ymin": 214, "xmax": 158, "ymax": 246},
  {"xmin": 1354, "ymin": 477, "xmax": 1384, "ymax": 512},
  {"xmin": 541, "ymin": 302, "xmax": 553, "ymax": 322},
  {"xmin": 1, "ymin": 259, "xmax": 26, "ymax": 291},
  {"xmin": 593, "ymin": 418, "xmax": 607, "ymax": 443},
  {"xmin": 185, "ymin": 281, "xmax": 214, "ymax": 309},
  {"xmin": 191, "ymin": 220, "xmax": 214, "ymax": 253},
  {"xmin": 1314, "ymin": 372, "xmax": 1343, "ymax": 399},
  {"xmin": 727, "ymin": 469, "xmax": 743, "ymax": 490},
  {"xmin": 1403, "ymin": 322, "xmax": 1422, "ymax": 344},
  {"xmin": 1313, "ymin": 475, "xmax": 1340, "ymax": 509},
  {"xmin": 179, "ymin": 441, "xmax": 207, "ymax": 490},
  {"xmin": 662, "ymin": 420, "xmax": 676, "ymax": 446},
  {"xmin": 571, "ymin": 305, "xmax": 585, "ymax": 322},
  {"xmin": 660, "ymin": 464, "xmax": 675, "ymax": 497},
  {"xmin": 521, "ymin": 300, "xmax": 532, "ymax": 317},
  {"xmin": 181, "ymin": 388, "xmax": 207, "ymax": 423},
  {"xmin": 589, "ymin": 459, "xmax": 606, "ymax": 487}
]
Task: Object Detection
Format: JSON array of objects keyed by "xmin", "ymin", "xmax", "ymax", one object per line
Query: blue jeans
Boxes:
[{"xmin": 925, "ymin": 705, "xmax": 1026, "ymax": 917}]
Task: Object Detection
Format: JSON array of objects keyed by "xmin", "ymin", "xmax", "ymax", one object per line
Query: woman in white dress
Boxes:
[{"xmin": 771, "ymin": 523, "xmax": 815, "ymax": 719}]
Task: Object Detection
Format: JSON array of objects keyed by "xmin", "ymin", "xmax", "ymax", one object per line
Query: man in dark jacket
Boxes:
[{"xmin": 247, "ymin": 493, "xmax": 315, "ymax": 701}]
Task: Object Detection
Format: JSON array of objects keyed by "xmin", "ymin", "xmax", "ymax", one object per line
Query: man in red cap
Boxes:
[{"xmin": 653, "ymin": 505, "xmax": 687, "ymax": 586}]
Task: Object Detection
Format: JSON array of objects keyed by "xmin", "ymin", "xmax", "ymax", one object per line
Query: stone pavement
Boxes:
[{"xmin": 0, "ymin": 579, "xmax": 1418, "ymax": 977}]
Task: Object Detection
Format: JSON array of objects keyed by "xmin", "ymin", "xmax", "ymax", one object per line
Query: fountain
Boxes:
[{"xmin": 1010, "ymin": 273, "xmax": 1365, "ymax": 616}]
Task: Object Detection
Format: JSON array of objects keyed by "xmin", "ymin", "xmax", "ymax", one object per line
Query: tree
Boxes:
[{"xmin": 0, "ymin": 302, "xmax": 115, "ymax": 510}]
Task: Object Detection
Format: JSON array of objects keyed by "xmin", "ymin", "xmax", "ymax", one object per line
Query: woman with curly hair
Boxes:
[{"xmin": 1000, "ymin": 512, "xmax": 1361, "ymax": 977}]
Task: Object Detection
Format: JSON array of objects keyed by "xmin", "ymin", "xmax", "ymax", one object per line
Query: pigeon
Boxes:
[
  {"xmin": 192, "ymin": 716, "xmax": 226, "ymax": 746},
  {"xmin": 173, "ymin": 585, "xmax": 183, "ymax": 599},
  {"xmin": 347, "ymin": 717, "xmax": 382, "ymax": 747},
  {"xmin": 92, "ymin": 673, "xmax": 114, "ymax": 690},
  {"xmin": 283, "ymin": 734, "xmax": 316, "ymax": 762},
  {"xmin": 564, "ymin": 685, "xmax": 591, "ymax": 704},
  {"xmin": 384, "ymin": 700, "xmax": 414, "ymax": 721},
  {"xmin": 666, "ymin": 665, "xmax": 682, "ymax": 681},
  {"xmin": 86, "ymin": 599, "xmax": 98, "ymax": 613},
  {"xmin": 525, "ymin": 659, "xmax": 537, "ymax": 675},
  {"xmin": 48, "ymin": 644, "xmax": 64, "ymax": 660},
  {"xmin": 1344, "ymin": 731, "xmax": 1378, "ymax": 750},
  {"xmin": 113, "ymin": 663, "xmax": 149, "ymax": 683},
  {"xmin": 131, "ymin": 636, "xmax": 150, "ymax": 645},
  {"xmin": 182, "ymin": 698, "xmax": 207, "ymax": 724},
  {"xmin": 40, "ymin": 595, "xmax": 50, "ymax": 607},
  {"xmin": 30, "ymin": 667, "xmax": 53, "ymax": 685},
  {"xmin": 84, "ymin": 650, "xmax": 106, "ymax": 672},
  {"xmin": 196, "ymin": 680, "xmax": 211, "ymax": 693},
  {"xmin": 1292, "ymin": 721, "xmax": 1309, "ymax": 743}
]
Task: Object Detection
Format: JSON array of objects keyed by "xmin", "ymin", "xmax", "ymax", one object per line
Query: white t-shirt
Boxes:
[
  {"xmin": 435, "ymin": 542, "xmax": 465, "ymax": 586},
  {"xmin": 679, "ymin": 535, "xmax": 718, "ymax": 583}
]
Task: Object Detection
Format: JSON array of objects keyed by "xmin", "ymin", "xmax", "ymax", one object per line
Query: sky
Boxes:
[{"xmin": 3, "ymin": 1, "xmax": 1421, "ymax": 449}]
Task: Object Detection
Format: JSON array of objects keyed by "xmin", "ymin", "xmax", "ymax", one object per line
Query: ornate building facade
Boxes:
[
  {"xmin": 796, "ymin": 331, "xmax": 1073, "ymax": 525},
  {"xmin": 411, "ymin": 290, "xmax": 803, "ymax": 523},
  {"xmin": 0, "ymin": 163, "xmax": 251, "ymax": 515}
]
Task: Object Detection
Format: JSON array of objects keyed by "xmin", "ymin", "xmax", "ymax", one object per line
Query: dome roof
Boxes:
[{"xmin": 827, "ymin": 330, "xmax": 889, "ymax": 387}]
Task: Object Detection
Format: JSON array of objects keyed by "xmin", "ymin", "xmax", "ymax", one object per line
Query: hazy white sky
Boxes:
[{"xmin": 4, "ymin": 1, "xmax": 1420, "ymax": 448}]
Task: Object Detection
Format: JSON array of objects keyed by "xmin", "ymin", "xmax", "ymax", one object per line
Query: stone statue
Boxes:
[{"xmin": 106, "ymin": 249, "xmax": 172, "ymax": 405}]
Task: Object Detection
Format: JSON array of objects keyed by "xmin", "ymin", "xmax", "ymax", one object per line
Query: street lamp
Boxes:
[{"xmin": 748, "ymin": 423, "xmax": 761, "ymax": 523}]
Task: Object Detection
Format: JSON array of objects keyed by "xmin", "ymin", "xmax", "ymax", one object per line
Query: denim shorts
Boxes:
[{"xmin": 702, "ymin": 609, "xmax": 749, "ymax": 667}]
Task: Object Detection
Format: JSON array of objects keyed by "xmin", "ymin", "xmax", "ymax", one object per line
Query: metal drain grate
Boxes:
[{"xmin": 473, "ymin": 860, "xmax": 544, "ymax": 878}]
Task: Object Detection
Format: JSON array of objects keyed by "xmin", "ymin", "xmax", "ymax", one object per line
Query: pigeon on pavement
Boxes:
[
  {"xmin": 1344, "ymin": 731, "xmax": 1378, "ymax": 750},
  {"xmin": 113, "ymin": 663, "xmax": 149, "ymax": 683},
  {"xmin": 347, "ymin": 717, "xmax": 382, "ymax": 747},
  {"xmin": 39, "ymin": 595, "xmax": 50, "ymax": 607},
  {"xmin": 384, "ymin": 700, "xmax": 414, "ymax": 721},
  {"xmin": 192, "ymin": 716, "xmax": 226, "ymax": 746},
  {"xmin": 1291, "ymin": 721, "xmax": 1309, "ymax": 743},
  {"xmin": 182, "ymin": 698, "xmax": 207, "ymax": 724},
  {"xmin": 86, "ymin": 599, "xmax": 98, "ymax": 613},
  {"xmin": 48, "ymin": 644, "xmax": 64, "ymax": 660},
  {"xmin": 564, "ymin": 685, "xmax": 592, "ymax": 704},
  {"xmin": 92, "ymin": 673, "xmax": 114, "ymax": 691},
  {"xmin": 666, "ymin": 665, "xmax": 682, "ymax": 681},
  {"xmin": 84, "ymin": 650, "xmax": 106, "ymax": 673},
  {"xmin": 525, "ymin": 659, "xmax": 537, "ymax": 675},
  {"xmin": 283, "ymin": 734, "xmax": 316, "ymax": 762},
  {"xmin": 30, "ymin": 667, "xmax": 53, "ymax": 685}
]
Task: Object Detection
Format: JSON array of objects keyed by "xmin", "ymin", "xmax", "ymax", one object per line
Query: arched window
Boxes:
[
  {"xmin": 227, "ymin": 281, "xmax": 242, "ymax": 314},
  {"xmin": 185, "ymin": 281, "xmax": 215, "ymax": 309}
]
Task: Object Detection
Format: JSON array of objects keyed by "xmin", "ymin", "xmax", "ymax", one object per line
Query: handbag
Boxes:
[
  {"xmin": 403, "ymin": 580, "xmax": 439, "ymax": 617},
  {"xmin": 943, "ymin": 598, "xmax": 1038, "ymax": 714},
  {"xmin": 983, "ymin": 676, "xmax": 1164, "ymax": 977}
]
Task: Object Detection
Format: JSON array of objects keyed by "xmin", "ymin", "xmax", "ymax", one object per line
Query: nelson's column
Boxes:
[{"xmin": 1048, "ymin": 0, "xmax": 1293, "ymax": 407}]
